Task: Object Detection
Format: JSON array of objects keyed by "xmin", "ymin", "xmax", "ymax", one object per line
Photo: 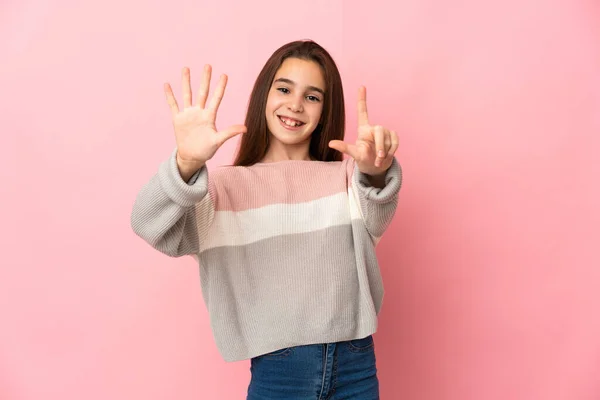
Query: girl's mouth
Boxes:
[{"xmin": 278, "ymin": 115, "xmax": 305, "ymax": 130}]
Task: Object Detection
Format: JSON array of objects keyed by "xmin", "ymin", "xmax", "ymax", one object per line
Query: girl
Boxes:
[{"xmin": 131, "ymin": 40, "xmax": 401, "ymax": 400}]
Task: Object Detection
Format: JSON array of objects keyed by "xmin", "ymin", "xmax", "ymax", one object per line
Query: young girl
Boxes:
[{"xmin": 131, "ymin": 40, "xmax": 401, "ymax": 400}]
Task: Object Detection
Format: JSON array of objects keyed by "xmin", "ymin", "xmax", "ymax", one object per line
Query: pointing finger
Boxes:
[{"xmin": 357, "ymin": 86, "xmax": 369, "ymax": 127}]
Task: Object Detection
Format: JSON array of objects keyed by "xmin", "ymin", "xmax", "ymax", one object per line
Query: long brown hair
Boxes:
[{"xmin": 233, "ymin": 40, "xmax": 345, "ymax": 166}]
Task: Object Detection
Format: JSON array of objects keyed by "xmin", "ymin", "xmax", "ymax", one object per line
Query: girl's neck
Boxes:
[{"xmin": 260, "ymin": 143, "xmax": 313, "ymax": 163}]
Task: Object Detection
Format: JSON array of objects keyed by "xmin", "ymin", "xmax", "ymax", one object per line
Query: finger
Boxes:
[
  {"xmin": 208, "ymin": 73, "xmax": 227, "ymax": 112},
  {"xmin": 329, "ymin": 140, "xmax": 359, "ymax": 159},
  {"xmin": 216, "ymin": 124, "xmax": 247, "ymax": 146},
  {"xmin": 374, "ymin": 125, "xmax": 385, "ymax": 167},
  {"xmin": 384, "ymin": 132, "xmax": 392, "ymax": 154},
  {"xmin": 164, "ymin": 83, "xmax": 179, "ymax": 118},
  {"xmin": 357, "ymin": 86, "xmax": 369, "ymax": 126},
  {"xmin": 182, "ymin": 67, "xmax": 192, "ymax": 108},
  {"xmin": 387, "ymin": 130, "xmax": 399, "ymax": 158},
  {"xmin": 196, "ymin": 64, "xmax": 212, "ymax": 108}
]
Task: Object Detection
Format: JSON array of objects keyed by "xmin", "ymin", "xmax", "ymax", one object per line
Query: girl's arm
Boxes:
[
  {"xmin": 350, "ymin": 157, "xmax": 402, "ymax": 242},
  {"xmin": 329, "ymin": 86, "xmax": 402, "ymax": 242},
  {"xmin": 130, "ymin": 149, "xmax": 214, "ymax": 257}
]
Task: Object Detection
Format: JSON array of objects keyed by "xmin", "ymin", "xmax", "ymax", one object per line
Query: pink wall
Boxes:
[{"xmin": 1, "ymin": 0, "xmax": 598, "ymax": 399}]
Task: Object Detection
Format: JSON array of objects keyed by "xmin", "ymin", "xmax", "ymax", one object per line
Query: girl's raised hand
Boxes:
[
  {"xmin": 328, "ymin": 86, "xmax": 398, "ymax": 177},
  {"xmin": 164, "ymin": 65, "xmax": 247, "ymax": 176}
]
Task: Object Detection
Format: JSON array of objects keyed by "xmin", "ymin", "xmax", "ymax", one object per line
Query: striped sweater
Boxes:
[{"xmin": 130, "ymin": 149, "xmax": 402, "ymax": 362}]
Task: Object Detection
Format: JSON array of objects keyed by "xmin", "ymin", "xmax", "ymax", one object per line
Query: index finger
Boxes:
[
  {"xmin": 357, "ymin": 86, "xmax": 369, "ymax": 126},
  {"xmin": 208, "ymin": 73, "xmax": 228, "ymax": 112}
]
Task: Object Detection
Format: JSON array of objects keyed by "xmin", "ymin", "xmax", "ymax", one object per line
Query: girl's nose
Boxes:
[{"xmin": 288, "ymin": 100, "xmax": 303, "ymax": 113}]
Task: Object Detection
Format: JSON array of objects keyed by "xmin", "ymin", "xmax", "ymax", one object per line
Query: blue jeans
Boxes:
[{"xmin": 247, "ymin": 335, "xmax": 379, "ymax": 400}]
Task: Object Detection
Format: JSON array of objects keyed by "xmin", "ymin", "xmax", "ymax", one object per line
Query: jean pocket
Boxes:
[
  {"xmin": 260, "ymin": 347, "xmax": 293, "ymax": 358},
  {"xmin": 347, "ymin": 335, "xmax": 375, "ymax": 352}
]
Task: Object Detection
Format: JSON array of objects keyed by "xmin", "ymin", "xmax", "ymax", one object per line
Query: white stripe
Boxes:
[
  {"xmin": 200, "ymin": 192, "xmax": 360, "ymax": 251},
  {"xmin": 348, "ymin": 186, "xmax": 364, "ymax": 221},
  {"xmin": 194, "ymin": 194, "xmax": 215, "ymax": 247}
]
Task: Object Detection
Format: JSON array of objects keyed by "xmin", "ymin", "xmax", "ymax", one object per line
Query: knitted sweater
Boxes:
[{"xmin": 130, "ymin": 149, "xmax": 402, "ymax": 362}]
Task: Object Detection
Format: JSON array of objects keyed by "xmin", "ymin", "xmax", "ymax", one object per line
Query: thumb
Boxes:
[
  {"xmin": 329, "ymin": 140, "xmax": 359, "ymax": 159},
  {"xmin": 217, "ymin": 124, "xmax": 247, "ymax": 146}
]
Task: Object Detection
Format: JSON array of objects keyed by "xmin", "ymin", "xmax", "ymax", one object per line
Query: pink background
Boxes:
[{"xmin": 1, "ymin": 0, "xmax": 599, "ymax": 399}]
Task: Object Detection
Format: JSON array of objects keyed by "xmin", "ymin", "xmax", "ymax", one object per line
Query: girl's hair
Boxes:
[{"xmin": 233, "ymin": 40, "xmax": 345, "ymax": 166}]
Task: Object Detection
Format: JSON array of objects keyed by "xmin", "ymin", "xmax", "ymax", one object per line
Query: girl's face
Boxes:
[{"xmin": 265, "ymin": 58, "xmax": 325, "ymax": 150}]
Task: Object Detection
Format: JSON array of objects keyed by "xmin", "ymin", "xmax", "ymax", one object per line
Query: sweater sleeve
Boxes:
[
  {"xmin": 130, "ymin": 148, "xmax": 215, "ymax": 257},
  {"xmin": 349, "ymin": 157, "xmax": 402, "ymax": 243}
]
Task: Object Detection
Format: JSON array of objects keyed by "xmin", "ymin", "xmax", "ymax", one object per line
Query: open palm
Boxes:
[{"xmin": 164, "ymin": 65, "xmax": 246, "ymax": 168}]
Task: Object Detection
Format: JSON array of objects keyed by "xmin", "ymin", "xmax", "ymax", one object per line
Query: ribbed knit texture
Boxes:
[{"xmin": 131, "ymin": 149, "xmax": 402, "ymax": 362}]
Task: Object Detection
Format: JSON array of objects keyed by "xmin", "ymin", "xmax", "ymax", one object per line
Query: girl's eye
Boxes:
[{"xmin": 277, "ymin": 87, "xmax": 320, "ymax": 102}]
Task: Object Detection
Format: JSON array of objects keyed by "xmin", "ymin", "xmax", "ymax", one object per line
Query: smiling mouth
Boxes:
[{"xmin": 278, "ymin": 115, "xmax": 305, "ymax": 127}]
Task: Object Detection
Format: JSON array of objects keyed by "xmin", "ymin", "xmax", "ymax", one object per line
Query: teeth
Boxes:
[{"xmin": 280, "ymin": 116, "xmax": 302, "ymax": 127}]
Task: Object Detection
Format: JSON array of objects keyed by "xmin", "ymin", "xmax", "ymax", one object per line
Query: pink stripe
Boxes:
[{"xmin": 207, "ymin": 158, "xmax": 356, "ymax": 212}]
